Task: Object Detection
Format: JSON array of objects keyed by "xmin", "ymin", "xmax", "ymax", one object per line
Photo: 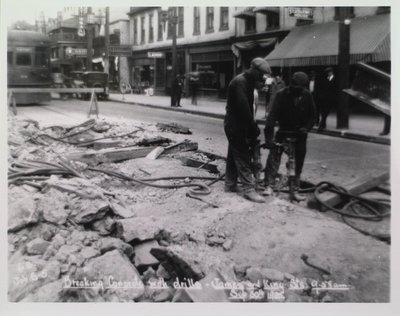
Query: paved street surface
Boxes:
[{"xmin": 16, "ymin": 99, "xmax": 390, "ymax": 186}]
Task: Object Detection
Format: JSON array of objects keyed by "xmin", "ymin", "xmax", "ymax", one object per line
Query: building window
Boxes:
[
  {"xmin": 206, "ymin": 7, "xmax": 214, "ymax": 33},
  {"xmin": 158, "ymin": 10, "xmax": 163, "ymax": 41},
  {"xmin": 193, "ymin": 7, "xmax": 200, "ymax": 35},
  {"xmin": 149, "ymin": 14, "xmax": 154, "ymax": 42},
  {"xmin": 245, "ymin": 16, "xmax": 256, "ymax": 33},
  {"xmin": 220, "ymin": 7, "xmax": 229, "ymax": 30},
  {"xmin": 178, "ymin": 7, "xmax": 184, "ymax": 37},
  {"xmin": 141, "ymin": 16, "xmax": 145, "ymax": 44},
  {"xmin": 266, "ymin": 10, "xmax": 279, "ymax": 29},
  {"xmin": 133, "ymin": 18, "xmax": 138, "ymax": 45},
  {"xmin": 167, "ymin": 7, "xmax": 175, "ymax": 39}
]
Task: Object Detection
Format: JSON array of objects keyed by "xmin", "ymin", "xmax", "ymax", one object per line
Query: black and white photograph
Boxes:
[{"xmin": 1, "ymin": 0, "xmax": 399, "ymax": 315}]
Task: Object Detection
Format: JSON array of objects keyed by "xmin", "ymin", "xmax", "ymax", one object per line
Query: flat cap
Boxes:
[
  {"xmin": 250, "ymin": 58, "xmax": 271, "ymax": 74},
  {"xmin": 292, "ymin": 72, "xmax": 309, "ymax": 87}
]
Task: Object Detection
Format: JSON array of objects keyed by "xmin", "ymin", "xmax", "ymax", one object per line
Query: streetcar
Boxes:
[{"xmin": 7, "ymin": 30, "xmax": 52, "ymax": 104}]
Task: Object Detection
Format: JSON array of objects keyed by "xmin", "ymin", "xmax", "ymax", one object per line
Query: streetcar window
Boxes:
[
  {"xmin": 8, "ymin": 52, "xmax": 13, "ymax": 64},
  {"xmin": 16, "ymin": 53, "xmax": 31, "ymax": 66},
  {"xmin": 35, "ymin": 47, "xmax": 49, "ymax": 66}
]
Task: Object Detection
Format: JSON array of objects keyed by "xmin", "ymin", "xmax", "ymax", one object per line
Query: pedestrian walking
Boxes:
[
  {"xmin": 189, "ymin": 72, "xmax": 199, "ymax": 105},
  {"xmin": 171, "ymin": 74, "xmax": 183, "ymax": 107},
  {"xmin": 263, "ymin": 72, "xmax": 316, "ymax": 200},
  {"xmin": 224, "ymin": 57, "xmax": 272, "ymax": 203},
  {"xmin": 317, "ymin": 67, "xmax": 338, "ymax": 131}
]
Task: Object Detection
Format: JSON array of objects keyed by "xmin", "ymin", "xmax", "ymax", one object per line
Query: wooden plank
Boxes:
[
  {"xmin": 308, "ymin": 171, "xmax": 390, "ymax": 209},
  {"xmin": 180, "ymin": 157, "xmax": 219, "ymax": 174},
  {"xmin": 163, "ymin": 141, "xmax": 198, "ymax": 154},
  {"xmin": 67, "ymin": 146, "xmax": 155, "ymax": 165}
]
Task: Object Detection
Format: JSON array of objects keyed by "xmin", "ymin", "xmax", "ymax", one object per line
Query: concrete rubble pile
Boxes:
[{"xmin": 8, "ymin": 114, "xmax": 390, "ymax": 303}]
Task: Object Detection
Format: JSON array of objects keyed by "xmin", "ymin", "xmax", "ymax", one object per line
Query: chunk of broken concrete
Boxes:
[
  {"xmin": 132, "ymin": 240, "xmax": 160, "ymax": 269},
  {"xmin": 246, "ymin": 267, "xmax": 285, "ymax": 283},
  {"xmin": 26, "ymin": 238, "xmax": 51, "ymax": 255},
  {"xmin": 98, "ymin": 237, "xmax": 134, "ymax": 258},
  {"xmin": 115, "ymin": 217, "xmax": 164, "ymax": 242},
  {"xmin": 150, "ymin": 247, "xmax": 204, "ymax": 282},
  {"xmin": 8, "ymin": 196, "xmax": 39, "ymax": 232},
  {"xmin": 78, "ymin": 249, "xmax": 145, "ymax": 302}
]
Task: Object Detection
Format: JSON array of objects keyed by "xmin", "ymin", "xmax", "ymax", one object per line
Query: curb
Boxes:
[{"xmin": 110, "ymin": 97, "xmax": 390, "ymax": 146}]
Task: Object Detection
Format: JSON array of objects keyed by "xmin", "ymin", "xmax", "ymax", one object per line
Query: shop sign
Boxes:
[
  {"xmin": 147, "ymin": 52, "xmax": 164, "ymax": 58},
  {"xmin": 16, "ymin": 47, "xmax": 32, "ymax": 53},
  {"xmin": 110, "ymin": 45, "xmax": 132, "ymax": 56},
  {"xmin": 288, "ymin": 7, "xmax": 314, "ymax": 20},
  {"xmin": 197, "ymin": 64, "xmax": 213, "ymax": 70},
  {"xmin": 66, "ymin": 47, "xmax": 88, "ymax": 57}
]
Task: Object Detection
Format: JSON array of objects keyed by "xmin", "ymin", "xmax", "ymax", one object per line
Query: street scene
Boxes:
[{"xmin": 4, "ymin": 3, "xmax": 394, "ymax": 310}]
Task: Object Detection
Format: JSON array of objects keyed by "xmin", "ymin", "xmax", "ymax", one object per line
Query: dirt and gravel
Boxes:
[{"xmin": 7, "ymin": 112, "xmax": 390, "ymax": 302}]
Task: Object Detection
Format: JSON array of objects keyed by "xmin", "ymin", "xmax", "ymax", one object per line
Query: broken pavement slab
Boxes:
[
  {"xmin": 150, "ymin": 246, "xmax": 205, "ymax": 282},
  {"xmin": 66, "ymin": 146, "xmax": 155, "ymax": 165},
  {"xmin": 179, "ymin": 157, "xmax": 219, "ymax": 174},
  {"xmin": 132, "ymin": 240, "xmax": 160, "ymax": 269},
  {"xmin": 115, "ymin": 217, "xmax": 166, "ymax": 243},
  {"xmin": 77, "ymin": 249, "xmax": 145, "ymax": 302},
  {"xmin": 8, "ymin": 196, "xmax": 40, "ymax": 232}
]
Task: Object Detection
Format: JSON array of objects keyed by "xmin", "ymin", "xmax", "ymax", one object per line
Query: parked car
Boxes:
[{"xmin": 82, "ymin": 71, "xmax": 109, "ymax": 100}]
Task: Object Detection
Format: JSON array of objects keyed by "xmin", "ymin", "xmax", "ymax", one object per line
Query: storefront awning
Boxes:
[
  {"xmin": 253, "ymin": 7, "xmax": 280, "ymax": 14},
  {"xmin": 232, "ymin": 38, "xmax": 277, "ymax": 67},
  {"xmin": 233, "ymin": 8, "xmax": 256, "ymax": 19},
  {"xmin": 265, "ymin": 14, "xmax": 390, "ymax": 67}
]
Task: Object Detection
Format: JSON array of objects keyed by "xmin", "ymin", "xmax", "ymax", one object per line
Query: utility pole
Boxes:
[
  {"xmin": 104, "ymin": 7, "xmax": 110, "ymax": 74},
  {"xmin": 86, "ymin": 7, "xmax": 93, "ymax": 71},
  {"xmin": 336, "ymin": 7, "xmax": 351, "ymax": 129}
]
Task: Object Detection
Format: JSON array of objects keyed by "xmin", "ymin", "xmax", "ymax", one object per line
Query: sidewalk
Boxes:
[{"xmin": 109, "ymin": 92, "xmax": 390, "ymax": 145}]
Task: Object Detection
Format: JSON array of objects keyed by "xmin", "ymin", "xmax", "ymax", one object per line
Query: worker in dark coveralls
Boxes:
[
  {"xmin": 263, "ymin": 72, "xmax": 316, "ymax": 199},
  {"xmin": 224, "ymin": 57, "xmax": 272, "ymax": 203}
]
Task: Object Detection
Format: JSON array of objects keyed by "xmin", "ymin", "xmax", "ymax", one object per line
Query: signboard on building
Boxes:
[
  {"xmin": 288, "ymin": 7, "xmax": 314, "ymax": 20},
  {"xmin": 110, "ymin": 45, "xmax": 132, "ymax": 57},
  {"xmin": 147, "ymin": 52, "xmax": 165, "ymax": 58},
  {"xmin": 66, "ymin": 47, "xmax": 88, "ymax": 57}
]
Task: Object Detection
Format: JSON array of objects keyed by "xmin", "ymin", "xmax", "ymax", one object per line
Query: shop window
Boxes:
[
  {"xmin": 296, "ymin": 19, "xmax": 313, "ymax": 26},
  {"xmin": 220, "ymin": 7, "xmax": 229, "ymax": 30},
  {"xmin": 245, "ymin": 16, "xmax": 256, "ymax": 33},
  {"xmin": 141, "ymin": 16, "xmax": 145, "ymax": 44},
  {"xmin": 206, "ymin": 7, "xmax": 214, "ymax": 33},
  {"xmin": 178, "ymin": 7, "xmax": 184, "ymax": 37},
  {"xmin": 149, "ymin": 14, "xmax": 154, "ymax": 42},
  {"xmin": 158, "ymin": 10, "xmax": 163, "ymax": 41},
  {"xmin": 35, "ymin": 47, "xmax": 48, "ymax": 67},
  {"xmin": 193, "ymin": 7, "xmax": 200, "ymax": 35},
  {"xmin": 16, "ymin": 53, "xmax": 31, "ymax": 66},
  {"xmin": 266, "ymin": 11, "xmax": 279, "ymax": 29},
  {"xmin": 133, "ymin": 18, "xmax": 138, "ymax": 45},
  {"xmin": 8, "ymin": 51, "xmax": 13, "ymax": 65}
]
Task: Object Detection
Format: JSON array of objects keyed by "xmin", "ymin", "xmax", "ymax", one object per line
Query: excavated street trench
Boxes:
[{"xmin": 7, "ymin": 113, "xmax": 390, "ymax": 303}]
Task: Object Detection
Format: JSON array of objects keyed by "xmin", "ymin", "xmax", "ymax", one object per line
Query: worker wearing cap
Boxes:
[
  {"xmin": 263, "ymin": 72, "xmax": 316, "ymax": 199},
  {"xmin": 224, "ymin": 57, "xmax": 271, "ymax": 203}
]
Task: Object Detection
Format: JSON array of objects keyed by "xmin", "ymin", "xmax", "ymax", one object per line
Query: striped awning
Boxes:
[
  {"xmin": 265, "ymin": 14, "xmax": 390, "ymax": 67},
  {"xmin": 233, "ymin": 7, "xmax": 256, "ymax": 19}
]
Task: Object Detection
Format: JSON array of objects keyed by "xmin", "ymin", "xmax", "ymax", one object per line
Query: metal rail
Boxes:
[{"xmin": 8, "ymin": 87, "xmax": 107, "ymax": 93}]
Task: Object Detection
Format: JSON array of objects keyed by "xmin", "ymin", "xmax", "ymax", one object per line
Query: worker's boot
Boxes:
[
  {"xmin": 243, "ymin": 190, "xmax": 266, "ymax": 203},
  {"xmin": 292, "ymin": 176, "xmax": 306, "ymax": 202}
]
